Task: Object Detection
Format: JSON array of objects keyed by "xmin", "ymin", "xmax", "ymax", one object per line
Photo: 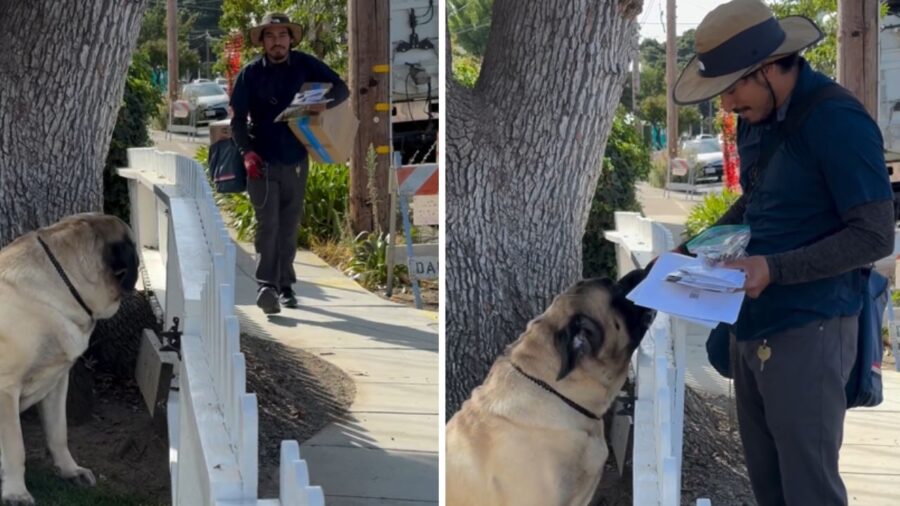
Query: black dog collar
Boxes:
[
  {"xmin": 510, "ymin": 362, "xmax": 600, "ymax": 421},
  {"xmin": 38, "ymin": 236, "xmax": 94, "ymax": 320}
]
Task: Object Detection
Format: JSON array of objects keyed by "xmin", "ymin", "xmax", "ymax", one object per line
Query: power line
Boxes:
[{"xmin": 640, "ymin": 0, "xmax": 658, "ymax": 25}]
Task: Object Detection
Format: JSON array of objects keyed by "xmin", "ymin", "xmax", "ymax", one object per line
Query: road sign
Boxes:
[
  {"xmin": 396, "ymin": 163, "xmax": 438, "ymax": 196},
  {"xmin": 671, "ymin": 157, "xmax": 690, "ymax": 177},
  {"xmin": 413, "ymin": 195, "xmax": 438, "ymax": 225},
  {"xmin": 172, "ymin": 100, "xmax": 191, "ymax": 119},
  {"xmin": 408, "ymin": 256, "xmax": 438, "ymax": 280}
]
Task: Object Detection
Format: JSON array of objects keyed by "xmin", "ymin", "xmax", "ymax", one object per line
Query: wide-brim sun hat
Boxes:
[
  {"xmin": 249, "ymin": 12, "xmax": 303, "ymax": 48},
  {"xmin": 673, "ymin": 0, "xmax": 824, "ymax": 105}
]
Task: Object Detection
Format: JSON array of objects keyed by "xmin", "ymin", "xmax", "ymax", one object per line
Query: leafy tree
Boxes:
[
  {"xmin": 679, "ymin": 105, "xmax": 702, "ymax": 135},
  {"xmin": 104, "ymin": 52, "xmax": 161, "ymax": 222},
  {"xmin": 452, "ymin": 52, "xmax": 482, "ymax": 88},
  {"xmin": 583, "ymin": 109, "xmax": 651, "ymax": 278},
  {"xmin": 770, "ymin": 0, "xmax": 837, "ymax": 76},
  {"xmin": 137, "ymin": 4, "xmax": 202, "ymax": 80},
  {"xmin": 448, "ymin": 0, "xmax": 493, "ymax": 57},
  {"xmin": 640, "ymin": 38, "xmax": 665, "ymax": 68},
  {"xmin": 220, "ymin": 0, "xmax": 348, "ymax": 74},
  {"xmin": 676, "ymin": 28, "xmax": 696, "ymax": 67},
  {"xmin": 641, "ymin": 94, "xmax": 667, "ymax": 126}
]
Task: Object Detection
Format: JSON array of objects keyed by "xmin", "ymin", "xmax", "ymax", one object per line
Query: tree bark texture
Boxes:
[
  {"xmin": 0, "ymin": 0, "xmax": 148, "ymax": 247},
  {"xmin": 446, "ymin": 0, "xmax": 642, "ymax": 417}
]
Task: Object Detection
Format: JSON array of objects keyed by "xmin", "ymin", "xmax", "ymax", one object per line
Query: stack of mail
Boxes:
[
  {"xmin": 665, "ymin": 264, "xmax": 746, "ymax": 293},
  {"xmin": 274, "ymin": 88, "xmax": 334, "ymax": 122},
  {"xmin": 290, "ymin": 88, "xmax": 333, "ymax": 106},
  {"xmin": 627, "ymin": 252, "xmax": 747, "ymax": 328}
]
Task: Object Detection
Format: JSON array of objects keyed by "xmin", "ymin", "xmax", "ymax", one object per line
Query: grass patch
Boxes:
[
  {"xmin": 309, "ymin": 237, "xmax": 353, "ymax": 268},
  {"xmin": 26, "ymin": 468, "xmax": 165, "ymax": 506}
]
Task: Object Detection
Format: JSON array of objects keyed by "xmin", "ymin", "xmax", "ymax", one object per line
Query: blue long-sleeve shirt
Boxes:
[{"xmin": 230, "ymin": 51, "xmax": 350, "ymax": 166}]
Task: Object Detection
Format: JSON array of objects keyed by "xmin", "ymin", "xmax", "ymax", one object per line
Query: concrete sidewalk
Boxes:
[
  {"xmin": 231, "ymin": 237, "xmax": 439, "ymax": 505},
  {"xmin": 638, "ymin": 182, "xmax": 900, "ymax": 505}
]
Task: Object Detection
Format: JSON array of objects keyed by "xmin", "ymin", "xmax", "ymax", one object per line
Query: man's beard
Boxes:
[{"xmin": 267, "ymin": 47, "xmax": 288, "ymax": 62}]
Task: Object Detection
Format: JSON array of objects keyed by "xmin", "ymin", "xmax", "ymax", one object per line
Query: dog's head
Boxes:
[
  {"xmin": 42, "ymin": 213, "xmax": 139, "ymax": 319},
  {"xmin": 524, "ymin": 269, "xmax": 655, "ymax": 382}
]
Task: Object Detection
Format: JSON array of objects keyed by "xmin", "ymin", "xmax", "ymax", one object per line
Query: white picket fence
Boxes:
[
  {"xmin": 604, "ymin": 211, "xmax": 708, "ymax": 506},
  {"xmin": 119, "ymin": 148, "xmax": 323, "ymax": 506}
]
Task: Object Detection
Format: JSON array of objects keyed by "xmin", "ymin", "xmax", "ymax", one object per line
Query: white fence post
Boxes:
[
  {"xmin": 118, "ymin": 148, "xmax": 324, "ymax": 506},
  {"xmin": 604, "ymin": 212, "xmax": 710, "ymax": 506}
]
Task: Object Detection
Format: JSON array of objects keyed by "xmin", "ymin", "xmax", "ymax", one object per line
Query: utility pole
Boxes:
[
  {"xmin": 633, "ymin": 34, "xmax": 642, "ymax": 138},
  {"xmin": 348, "ymin": 0, "xmax": 392, "ymax": 235},
  {"xmin": 166, "ymin": 0, "xmax": 178, "ymax": 101},
  {"xmin": 665, "ymin": 0, "xmax": 679, "ymax": 160},
  {"xmin": 205, "ymin": 31, "xmax": 211, "ymax": 79},
  {"xmin": 837, "ymin": 0, "xmax": 879, "ymax": 118}
]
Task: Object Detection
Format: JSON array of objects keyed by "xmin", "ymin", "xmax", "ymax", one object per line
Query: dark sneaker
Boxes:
[
  {"xmin": 279, "ymin": 288, "xmax": 298, "ymax": 308},
  {"xmin": 256, "ymin": 285, "xmax": 280, "ymax": 314}
]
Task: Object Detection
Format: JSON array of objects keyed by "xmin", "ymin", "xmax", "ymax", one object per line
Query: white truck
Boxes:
[{"xmin": 390, "ymin": 0, "xmax": 439, "ymax": 164}]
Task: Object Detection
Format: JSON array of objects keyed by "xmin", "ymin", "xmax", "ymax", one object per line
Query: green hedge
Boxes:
[
  {"xmin": 683, "ymin": 189, "xmax": 741, "ymax": 239},
  {"xmin": 583, "ymin": 109, "xmax": 652, "ymax": 279},
  {"xmin": 103, "ymin": 52, "xmax": 161, "ymax": 222}
]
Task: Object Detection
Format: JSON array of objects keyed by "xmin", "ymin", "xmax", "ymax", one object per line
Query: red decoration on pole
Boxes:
[
  {"xmin": 719, "ymin": 108, "xmax": 741, "ymax": 192},
  {"xmin": 224, "ymin": 32, "xmax": 244, "ymax": 95}
]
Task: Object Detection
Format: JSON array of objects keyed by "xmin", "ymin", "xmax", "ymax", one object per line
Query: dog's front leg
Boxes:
[
  {"xmin": 0, "ymin": 389, "xmax": 32, "ymax": 505},
  {"xmin": 38, "ymin": 373, "xmax": 95, "ymax": 488}
]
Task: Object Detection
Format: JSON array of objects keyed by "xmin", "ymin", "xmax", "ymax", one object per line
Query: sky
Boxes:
[{"xmin": 639, "ymin": 0, "xmax": 732, "ymax": 42}]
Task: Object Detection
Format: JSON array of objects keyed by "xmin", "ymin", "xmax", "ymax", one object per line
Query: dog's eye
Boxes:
[
  {"xmin": 615, "ymin": 321, "xmax": 621, "ymax": 331},
  {"xmin": 114, "ymin": 269, "xmax": 127, "ymax": 280}
]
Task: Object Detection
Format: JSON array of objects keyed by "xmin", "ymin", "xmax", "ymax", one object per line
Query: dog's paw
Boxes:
[
  {"xmin": 1, "ymin": 491, "xmax": 35, "ymax": 506},
  {"xmin": 58, "ymin": 466, "xmax": 96, "ymax": 487}
]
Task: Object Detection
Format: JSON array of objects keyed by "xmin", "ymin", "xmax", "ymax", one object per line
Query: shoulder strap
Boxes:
[{"xmin": 747, "ymin": 83, "xmax": 858, "ymax": 195}]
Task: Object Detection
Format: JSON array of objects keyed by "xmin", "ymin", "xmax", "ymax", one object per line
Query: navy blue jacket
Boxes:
[
  {"xmin": 230, "ymin": 51, "xmax": 349, "ymax": 166},
  {"xmin": 734, "ymin": 59, "xmax": 892, "ymax": 341}
]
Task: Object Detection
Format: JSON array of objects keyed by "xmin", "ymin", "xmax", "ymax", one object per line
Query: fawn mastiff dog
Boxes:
[
  {"xmin": 446, "ymin": 270, "xmax": 654, "ymax": 506},
  {"xmin": 0, "ymin": 213, "xmax": 138, "ymax": 505}
]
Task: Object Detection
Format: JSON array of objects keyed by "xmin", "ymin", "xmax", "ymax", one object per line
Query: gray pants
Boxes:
[
  {"xmin": 734, "ymin": 316, "xmax": 857, "ymax": 506},
  {"xmin": 247, "ymin": 160, "xmax": 309, "ymax": 289}
]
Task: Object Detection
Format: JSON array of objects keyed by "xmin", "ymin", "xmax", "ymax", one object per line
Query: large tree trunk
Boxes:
[
  {"xmin": 446, "ymin": 0, "xmax": 642, "ymax": 416},
  {"xmin": 0, "ymin": 0, "xmax": 148, "ymax": 247}
]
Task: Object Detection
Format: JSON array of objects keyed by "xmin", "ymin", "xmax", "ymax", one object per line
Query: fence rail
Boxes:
[
  {"xmin": 605, "ymin": 212, "xmax": 708, "ymax": 506},
  {"xmin": 119, "ymin": 147, "xmax": 323, "ymax": 506}
]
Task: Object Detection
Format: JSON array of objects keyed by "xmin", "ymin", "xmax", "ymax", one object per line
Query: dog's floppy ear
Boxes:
[
  {"xmin": 105, "ymin": 237, "xmax": 139, "ymax": 292},
  {"xmin": 616, "ymin": 267, "xmax": 648, "ymax": 295},
  {"xmin": 553, "ymin": 314, "xmax": 605, "ymax": 381}
]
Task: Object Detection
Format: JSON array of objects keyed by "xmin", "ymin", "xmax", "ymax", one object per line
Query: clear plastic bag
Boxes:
[{"xmin": 685, "ymin": 224, "xmax": 751, "ymax": 268}]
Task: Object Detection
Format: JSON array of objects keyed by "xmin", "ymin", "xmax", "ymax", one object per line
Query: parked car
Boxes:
[
  {"xmin": 178, "ymin": 82, "xmax": 229, "ymax": 125},
  {"xmin": 682, "ymin": 138, "xmax": 724, "ymax": 182}
]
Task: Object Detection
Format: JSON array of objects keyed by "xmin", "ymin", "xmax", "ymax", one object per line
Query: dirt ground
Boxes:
[
  {"xmin": 377, "ymin": 279, "xmax": 439, "ymax": 311},
  {"xmin": 589, "ymin": 385, "xmax": 753, "ymax": 506},
  {"xmin": 19, "ymin": 293, "xmax": 355, "ymax": 504},
  {"xmin": 241, "ymin": 334, "xmax": 355, "ymax": 498},
  {"xmin": 21, "ymin": 374, "xmax": 171, "ymax": 504}
]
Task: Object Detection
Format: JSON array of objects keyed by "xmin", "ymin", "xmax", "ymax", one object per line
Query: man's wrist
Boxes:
[{"xmin": 765, "ymin": 255, "xmax": 782, "ymax": 284}]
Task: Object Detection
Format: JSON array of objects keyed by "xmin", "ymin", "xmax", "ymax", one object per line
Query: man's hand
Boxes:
[
  {"xmin": 243, "ymin": 151, "xmax": 264, "ymax": 179},
  {"xmin": 724, "ymin": 256, "xmax": 771, "ymax": 298}
]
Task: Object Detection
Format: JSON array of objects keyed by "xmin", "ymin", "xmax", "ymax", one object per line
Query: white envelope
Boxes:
[{"xmin": 627, "ymin": 253, "xmax": 746, "ymax": 324}]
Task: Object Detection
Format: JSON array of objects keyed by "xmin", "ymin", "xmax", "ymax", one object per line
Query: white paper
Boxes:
[
  {"xmin": 627, "ymin": 252, "xmax": 746, "ymax": 324},
  {"xmin": 672, "ymin": 264, "xmax": 746, "ymax": 288}
]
